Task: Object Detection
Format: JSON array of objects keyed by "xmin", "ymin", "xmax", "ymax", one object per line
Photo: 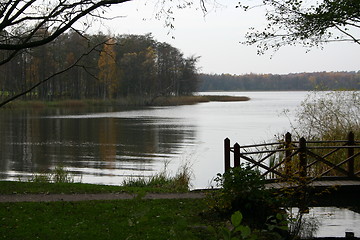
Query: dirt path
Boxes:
[{"xmin": 0, "ymin": 192, "xmax": 206, "ymax": 203}]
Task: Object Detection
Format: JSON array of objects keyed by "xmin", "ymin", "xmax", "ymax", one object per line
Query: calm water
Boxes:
[
  {"xmin": 0, "ymin": 91, "xmax": 305, "ymax": 187},
  {"xmin": 1, "ymin": 91, "xmax": 359, "ymax": 237}
]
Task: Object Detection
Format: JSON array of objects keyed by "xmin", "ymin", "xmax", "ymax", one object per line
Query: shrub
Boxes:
[
  {"xmin": 209, "ymin": 164, "xmax": 280, "ymax": 228},
  {"xmin": 215, "ymin": 164, "xmax": 266, "ymax": 203},
  {"xmin": 282, "ymin": 90, "xmax": 360, "ymax": 174},
  {"xmin": 288, "ymin": 91, "xmax": 360, "ymax": 140},
  {"xmin": 218, "ymin": 210, "xmax": 289, "ymax": 240}
]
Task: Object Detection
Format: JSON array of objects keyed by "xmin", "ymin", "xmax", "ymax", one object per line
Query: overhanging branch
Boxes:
[{"xmin": 0, "ymin": 39, "xmax": 109, "ymax": 107}]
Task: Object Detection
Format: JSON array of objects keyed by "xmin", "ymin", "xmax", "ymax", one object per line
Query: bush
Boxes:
[
  {"xmin": 209, "ymin": 164, "xmax": 279, "ymax": 228},
  {"xmin": 288, "ymin": 91, "xmax": 360, "ymax": 140},
  {"xmin": 282, "ymin": 90, "xmax": 360, "ymax": 174},
  {"xmin": 215, "ymin": 164, "xmax": 266, "ymax": 203}
]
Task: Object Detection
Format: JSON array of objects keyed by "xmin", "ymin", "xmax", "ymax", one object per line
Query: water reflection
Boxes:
[
  {"xmin": 293, "ymin": 207, "xmax": 360, "ymax": 238},
  {"xmin": 0, "ymin": 92, "xmax": 309, "ymax": 186},
  {"xmin": 0, "ymin": 107, "xmax": 196, "ymax": 183}
]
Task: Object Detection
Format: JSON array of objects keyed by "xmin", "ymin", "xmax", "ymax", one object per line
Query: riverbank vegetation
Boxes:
[
  {"xmin": 0, "ymin": 175, "xmax": 296, "ymax": 240},
  {"xmin": 232, "ymin": 91, "xmax": 360, "ymax": 177},
  {"xmin": 2, "ymin": 95, "xmax": 250, "ymax": 109},
  {"xmin": 287, "ymin": 91, "xmax": 360, "ymax": 140},
  {"xmin": 2, "ymin": 163, "xmax": 192, "ymax": 195},
  {"xmin": 0, "ymin": 163, "xmax": 307, "ymax": 240},
  {"xmin": 0, "ymin": 181, "xmax": 191, "ymax": 195},
  {"xmin": 282, "ymin": 91, "xmax": 360, "ymax": 171}
]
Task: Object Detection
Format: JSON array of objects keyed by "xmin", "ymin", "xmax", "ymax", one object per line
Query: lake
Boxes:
[
  {"xmin": 0, "ymin": 91, "xmax": 306, "ymax": 187},
  {"xmin": 1, "ymin": 91, "xmax": 359, "ymax": 237}
]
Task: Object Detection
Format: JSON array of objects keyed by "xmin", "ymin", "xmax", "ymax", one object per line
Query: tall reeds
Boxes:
[{"xmin": 281, "ymin": 91, "xmax": 360, "ymax": 176}]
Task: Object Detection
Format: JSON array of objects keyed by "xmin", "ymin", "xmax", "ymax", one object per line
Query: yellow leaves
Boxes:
[
  {"xmin": 66, "ymin": 52, "xmax": 75, "ymax": 66},
  {"xmin": 98, "ymin": 39, "xmax": 118, "ymax": 98},
  {"xmin": 98, "ymin": 40, "xmax": 116, "ymax": 70}
]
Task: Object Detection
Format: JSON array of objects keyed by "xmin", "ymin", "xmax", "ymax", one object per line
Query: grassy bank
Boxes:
[
  {"xmin": 0, "ymin": 162, "xmax": 190, "ymax": 195},
  {"xmin": 0, "ymin": 176, "xmax": 318, "ymax": 240},
  {"xmin": 0, "ymin": 198, "xmax": 210, "ymax": 240},
  {"xmin": 0, "ymin": 181, "xmax": 186, "ymax": 195},
  {"xmin": 1, "ymin": 95, "xmax": 250, "ymax": 109},
  {"xmin": 0, "ymin": 181, "xmax": 215, "ymax": 240}
]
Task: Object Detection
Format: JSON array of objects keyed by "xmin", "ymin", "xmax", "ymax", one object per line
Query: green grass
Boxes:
[
  {"xmin": 0, "ymin": 181, "xmax": 190, "ymax": 195},
  {"xmin": 0, "ymin": 181, "xmax": 293, "ymax": 239},
  {"xmin": 0, "ymin": 199, "xmax": 213, "ymax": 240},
  {"xmin": 0, "ymin": 181, "xmax": 218, "ymax": 240},
  {"xmin": 0, "ymin": 162, "xmax": 192, "ymax": 194}
]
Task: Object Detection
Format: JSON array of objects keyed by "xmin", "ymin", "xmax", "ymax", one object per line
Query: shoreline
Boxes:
[{"xmin": 0, "ymin": 95, "xmax": 250, "ymax": 109}]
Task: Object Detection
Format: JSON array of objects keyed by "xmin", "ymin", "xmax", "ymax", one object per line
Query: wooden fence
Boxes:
[{"xmin": 224, "ymin": 132, "xmax": 360, "ymax": 182}]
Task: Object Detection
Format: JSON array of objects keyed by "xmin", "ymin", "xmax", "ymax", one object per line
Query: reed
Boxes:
[
  {"xmin": 122, "ymin": 162, "xmax": 192, "ymax": 192},
  {"xmin": 29, "ymin": 166, "xmax": 78, "ymax": 184},
  {"xmin": 1, "ymin": 94, "xmax": 250, "ymax": 109},
  {"xmin": 284, "ymin": 91, "xmax": 360, "ymax": 174}
]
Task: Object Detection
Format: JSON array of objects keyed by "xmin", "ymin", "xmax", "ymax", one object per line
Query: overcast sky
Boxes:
[{"xmin": 93, "ymin": 0, "xmax": 359, "ymax": 75}]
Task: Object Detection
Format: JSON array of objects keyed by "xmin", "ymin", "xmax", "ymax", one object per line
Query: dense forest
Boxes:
[
  {"xmin": 2, "ymin": 30, "xmax": 359, "ymax": 103},
  {"xmin": 0, "ymin": 32, "xmax": 199, "ymax": 102},
  {"xmin": 199, "ymin": 72, "xmax": 360, "ymax": 91}
]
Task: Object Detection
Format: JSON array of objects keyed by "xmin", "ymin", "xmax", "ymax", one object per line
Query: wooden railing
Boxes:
[{"xmin": 224, "ymin": 132, "xmax": 360, "ymax": 182}]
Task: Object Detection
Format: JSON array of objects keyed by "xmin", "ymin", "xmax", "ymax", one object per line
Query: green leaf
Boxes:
[
  {"xmin": 277, "ymin": 225, "xmax": 289, "ymax": 231},
  {"xmin": 221, "ymin": 228, "xmax": 231, "ymax": 240},
  {"xmin": 231, "ymin": 211, "xmax": 243, "ymax": 227},
  {"xmin": 248, "ymin": 234, "xmax": 258, "ymax": 240},
  {"xmin": 276, "ymin": 213, "xmax": 284, "ymax": 220},
  {"xmin": 206, "ymin": 225, "xmax": 217, "ymax": 235},
  {"xmin": 267, "ymin": 224, "xmax": 275, "ymax": 231},
  {"xmin": 240, "ymin": 225, "xmax": 251, "ymax": 238}
]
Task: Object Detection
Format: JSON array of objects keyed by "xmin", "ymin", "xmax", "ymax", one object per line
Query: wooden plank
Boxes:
[{"xmin": 265, "ymin": 179, "xmax": 360, "ymax": 189}]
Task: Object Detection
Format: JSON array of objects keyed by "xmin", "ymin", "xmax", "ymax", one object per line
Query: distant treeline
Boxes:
[
  {"xmin": 0, "ymin": 32, "xmax": 199, "ymax": 103},
  {"xmin": 199, "ymin": 72, "xmax": 360, "ymax": 91}
]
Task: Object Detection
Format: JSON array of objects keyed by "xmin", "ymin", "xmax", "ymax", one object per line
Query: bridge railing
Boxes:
[{"xmin": 224, "ymin": 132, "xmax": 360, "ymax": 182}]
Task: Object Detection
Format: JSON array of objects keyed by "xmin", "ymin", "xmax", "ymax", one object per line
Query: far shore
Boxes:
[{"xmin": 1, "ymin": 95, "xmax": 250, "ymax": 109}]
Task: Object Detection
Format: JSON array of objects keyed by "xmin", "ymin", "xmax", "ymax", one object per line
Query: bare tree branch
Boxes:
[
  {"xmin": 0, "ymin": 0, "xmax": 133, "ymax": 51},
  {"xmin": 0, "ymin": 0, "xmax": 205, "ymax": 107},
  {"xmin": 0, "ymin": 39, "xmax": 108, "ymax": 107},
  {"xmin": 243, "ymin": 0, "xmax": 360, "ymax": 53}
]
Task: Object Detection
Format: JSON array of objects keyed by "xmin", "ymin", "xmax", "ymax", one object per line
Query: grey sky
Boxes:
[{"xmin": 95, "ymin": 1, "xmax": 359, "ymax": 75}]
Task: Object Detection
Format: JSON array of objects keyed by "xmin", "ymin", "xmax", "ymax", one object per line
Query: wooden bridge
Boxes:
[{"xmin": 224, "ymin": 132, "xmax": 360, "ymax": 207}]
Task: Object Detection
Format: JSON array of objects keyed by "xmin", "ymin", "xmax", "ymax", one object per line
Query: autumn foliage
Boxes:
[{"xmin": 0, "ymin": 32, "xmax": 199, "ymax": 103}]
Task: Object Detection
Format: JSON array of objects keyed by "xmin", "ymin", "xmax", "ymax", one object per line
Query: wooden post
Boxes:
[
  {"xmin": 224, "ymin": 138, "xmax": 231, "ymax": 172},
  {"xmin": 234, "ymin": 143, "xmax": 241, "ymax": 168},
  {"xmin": 345, "ymin": 232, "xmax": 355, "ymax": 239},
  {"xmin": 299, "ymin": 137, "xmax": 307, "ymax": 179},
  {"xmin": 347, "ymin": 131, "xmax": 355, "ymax": 178},
  {"xmin": 298, "ymin": 137, "xmax": 309, "ymax": 213},
  {"xmin": 285, "ymin": 132, "xmax": 292, "ymax": 176}
]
